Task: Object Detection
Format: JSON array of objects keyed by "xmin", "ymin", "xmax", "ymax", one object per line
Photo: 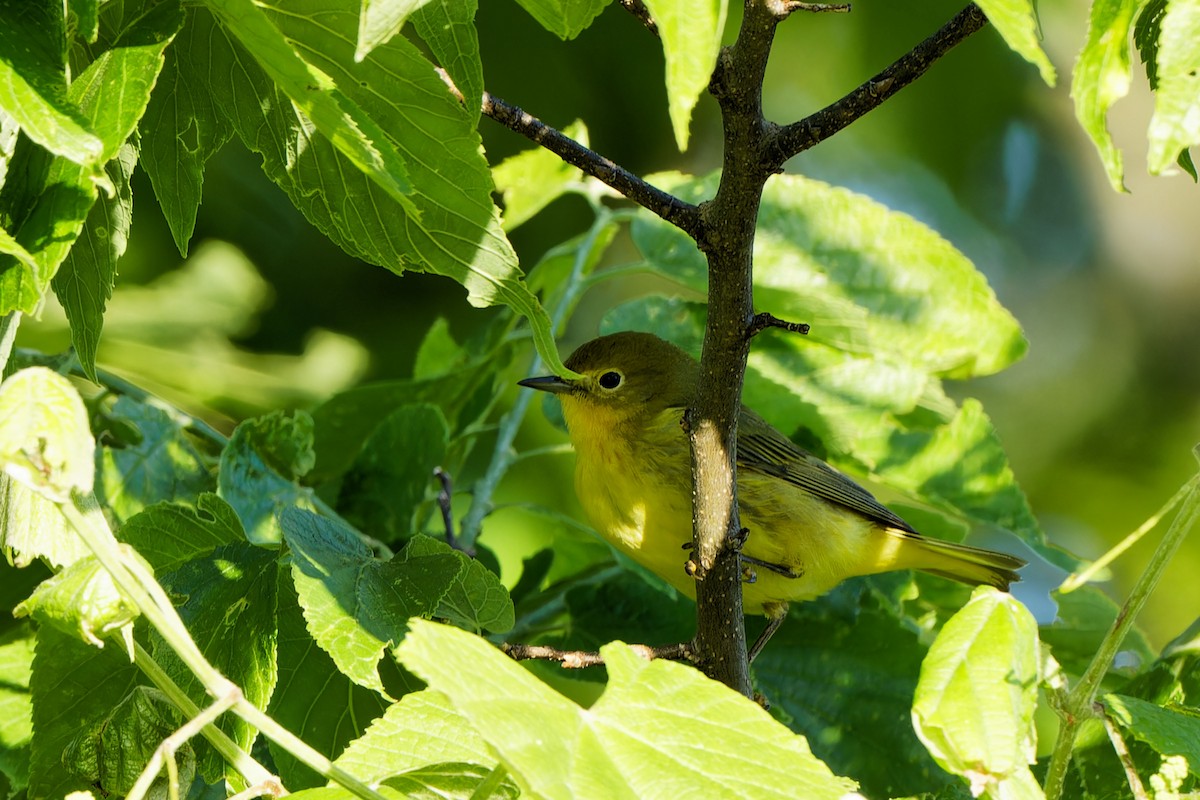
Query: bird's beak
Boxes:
[{"xmin": 517, "ymin": 375, "xmax": 574, "ymax": 394}]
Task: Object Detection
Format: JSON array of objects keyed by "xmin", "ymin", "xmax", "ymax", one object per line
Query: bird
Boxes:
[{"xmin": 519, "ymin": 331, "xmax": 1025, "ymax": 658}]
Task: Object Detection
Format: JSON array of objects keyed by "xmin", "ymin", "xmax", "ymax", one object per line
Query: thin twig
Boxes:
[
  {"xmin": 433, "ymin": 467, "xmax": 472, "ymax": 555},
  {"xmin": 782, "ymin": 2, "xmax": 851, "ymax": 14},
  {"xmin": 746, "ymin": 311, "xmax": 811, "ymax": 339},
  {"xmin": 1043, "ymin": 465, "xmax": 1200, "ymax": 800},
  {"xmin": 618, "ymin": 0, "xmax": 658, "ymax": 35},
  {"xmin": 481, "ymin": 92, "xmax": 704, "ymax": 239},
  {"xmin": 768, "ymin": 3, "xmax": 988, "ymax": 166},
  {"xmin": 503, "ymin": 642, "xmax": 693, "ymax": 667}
]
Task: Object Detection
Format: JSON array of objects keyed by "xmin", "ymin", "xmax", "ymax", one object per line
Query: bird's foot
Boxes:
[{"xmin": 740, "ymin": 554, "xmax": 803, "ymax": 579}]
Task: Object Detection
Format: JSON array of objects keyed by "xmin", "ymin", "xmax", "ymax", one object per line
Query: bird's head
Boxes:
[{"xmin": 519, "ymin": 332, "xmax": 696, "ymax": 430}]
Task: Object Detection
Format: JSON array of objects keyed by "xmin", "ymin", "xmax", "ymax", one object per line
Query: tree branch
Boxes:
[
  {"xmin": 767, "ymin": 3, "xmax": 989, "ymax": 166},
  {"xmin": 746, "ymin": 311, "xmax": 810, "ymax": 339},
  {"xmin": 481, "ymin": 92, "xmax": 703, "ymax": 238},
  {"xmin": 503, "ymin": 642, "xmax": 692, "ymax": 667},
  {"xmin": 685, "ymin": 0, "xmax": 788, "ymax": 697},
  {"xmin": 618, "ymin": 0, "xmax": 659, "ymax": 35}
]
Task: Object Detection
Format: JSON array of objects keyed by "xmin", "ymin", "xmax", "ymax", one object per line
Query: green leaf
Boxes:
[
  {"xmin": 753, "ymin": 594, "xmax": 954, "ymax": 798},
  {"xmin": 1147, "ymin": 0, "xmax": 1200, "ymax": 173},
  {"xmin": 512, "ymin": 0, "xmax": 608, "ymax": 39},
  {"xmin": 204, "ymin": 0, "xmax": 416, "ymax": 209},
  {"xmin": 0, "ymin": 0, "xmax": 180, "ymax": 315},
  {"xmin": 51, "ymin": 142, "xmax": 135, "ymax": 381},
  {"xmin": 411, "ymin": 0, "xmax": 483, "ymax": 123},
  {"xmin": 398, "ymin": 619, "xmax": 858, "ymax": 800},
  {"xmin": 1072, "ymin": 0, "xmax": 1141, "ymax": 192},
  {"xmin": 139, "ymin": 8, "xmax": 235, "ymax": 256},
  {"xmin": 218, "ymin": 410, "xmax": 318, "ymax": 545},
  {"xmin": 643, "ymin": 0, "xmax": 727, "ymax": 151},
  {"xmin": 356, "ymin": 0, "xmax": 433, "ymax": 61},
  {"xmin": 335, "ymin": 689, "xmax": 498, "ymax": 783},
  {"xmin": 95, "ymin": 396, "xmax": 214, "ymax": 524},
  {"xmin": 383, "ymin": 763, "xmax": 521, "ymax": 799},
  {"xmin": 399, "ymin": 535, "xmax": 514, "ymax": 634},
  {"xmin": 0, "ymin": 626, "xmax": 35, "ymax": 792},
  {"xmin": 338, "ymin": 404, "xmax": 449, "ymax": 543},
  {"xmin": 1041, "ymin": 586, "xmax": 1155, "ymax": 678},
  {"xmin": 0, "ymin": 367, "xmax": 94, "ymax": 501},
  {"xmin": 869, "ymin": 398, "xmax": 1042, "ymax": 547},
  {"xmin": 281, "ymin": 508, "xmax": 461, "ymax": 695},
  {"xmin": 181, "ymin": 3, "xmax": 572, "ymax": 377},
  {"xmin": 973, "ymin": 0, "xmax": 1056, "ymax": 86},
  {"xmin": 68, "ymin": 0, "xmax": 100, "ymax": 44},
  {"xmin": 117, "ymin": 494, "xmax": 244, "ymax": 574},
  {"xmin": 0, "ymin": 0, "xmax": 103, "ymax": 166},
  {"xmin": 561, "ymin": 569, "xmax": 693, "ymax": 652},
  {"xmin": 151, "ymin": 543, "xmax": 278, "ymax": 784},
  {"xmin": 311, "ymin": 339, "xmax": 508, "ymax": 481},
  {"xmin": 633, "ymin": 172, "xmax": 1027, "ymax": 378},
  {"xmin": 63, "ymin": 685, "xmax": 192, "ymax": 796},
  {"xmin": 268, "ymin": 579, "xmax": 391, "ymax": 788},
  {"xmin": 0, "ymin": 474, "xmax": 90, "ymax": 568},
  {"xmin": 413, "ymin": 318, "xmax": 462, "ymax": 380},
  {"xmin": 1104, "ymin": 694, "xmax": 1200, "ymax": 772},
  {"xmin": 14, "ymin": 549, "xmax": 145, "ymax": 647},
  {"xmin": 913, "ymin": 587, "xmax": 1040, "ymax": 795},
  {"xmin": 28, "ymin": 625, "xmax": 142, "ymax": 798},
  {"xmin": 493, "ymin": 120, "xmax": 587, "ymax": 231}
]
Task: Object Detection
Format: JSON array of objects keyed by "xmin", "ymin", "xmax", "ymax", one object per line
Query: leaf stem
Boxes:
[
  {"xmin": 457, "ymin": 206, "xmax": 613, "ymax": 551},
  {"xmin": 1060, "ymin": 477, "xmax": 1194, "ymax": 593},
  {"xmin": 1042, "ymin": 468, "xmax": 1200, "ymax": 799},
  {"xmin": 60, "ymin": 495, "xmax": 389, "ymax": 799}
]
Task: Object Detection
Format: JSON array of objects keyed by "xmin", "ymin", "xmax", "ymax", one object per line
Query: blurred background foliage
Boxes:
[{"xmin": 18, "ymin": 0, "xmax": 1200, "ymax": 646}]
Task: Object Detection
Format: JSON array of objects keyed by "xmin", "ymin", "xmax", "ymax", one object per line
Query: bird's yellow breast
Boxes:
[{"xmin": 560, "ymin": 400, "xmax": 884, "ymax": 615}]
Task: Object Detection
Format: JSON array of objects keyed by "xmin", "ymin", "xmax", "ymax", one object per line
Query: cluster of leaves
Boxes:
[{"xmin": 0, "ymin": 1, "xmax": 1198, "ymax": 800}]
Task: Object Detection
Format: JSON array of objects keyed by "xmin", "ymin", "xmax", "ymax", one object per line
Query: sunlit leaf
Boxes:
[
  {"xmin": 399, "ymin": 535, "xmax": 514, "ymax": 634},
  {"xmin": 267, "ymin": 579, "xmax": 390, "ymax": 788},
  {"xmin": 512, "ymin": 0, "xmax": 608, "ymax": 39},
  {"xmin": 398, "ymin": 619, "xmax": 858, "ymax": 799},
  {"xmin": 913, "ymin": 587, "xmax": 1040, "ymax": 797},
  {"xmin": 0, "ymin": 0, "xmax": 102, "ymax": 166},
  {"xmin": 218, "ymin": 410, "xmax": 318, "ymax": 545},
  {"xmin": 14, "ymin": 549, "xmax": 145, "ymax": 647},
  {"xmin": 974, "ymin": 0, "xmax": 1056, "ymax": 86},
  {"xmin": 1072, "ymin": 0, "xmax": 1140, "ymax": 191},
  {"xmin": 643, "ymin": 0, "xmax": 727, "ymax": 151},
  {"xmin": 0, "ymin": 626, "xmax": 34, "ymax": 792},
  {"xmin": 281, "ymin": 509, "xmax": 460, "ymax": 695},
  {"xmin": 0, "ymin": 367, "xmax": 94, "ymax": 502},
  {"xmin": 95, "ymin": 396, "xmax": 212, "ymax": 524},
  {"xmin": 152, "ymin": 543, "xmax": 278, "ymax": 784},
  {"xmin": 335, "ymin": 689, "xmax": 497, "ymax": 783},
  {"xmin": 1147, "ymin": 0, "xmax": 1200, "ymax": 173},
  {"xmin": 494, "ymin": 120, "xmax": 588, "ymax": 231}
]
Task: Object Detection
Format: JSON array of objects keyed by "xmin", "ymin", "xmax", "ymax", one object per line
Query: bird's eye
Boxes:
[{"xmin": 598, "ymin": 371, "xmax": 623, "ymax": 390}]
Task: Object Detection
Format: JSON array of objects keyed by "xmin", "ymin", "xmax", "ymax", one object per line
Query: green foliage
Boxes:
[
  {"xmin": 644, "ymin": 0, "xmax": 728, "ymax": 152},
  {"xmin": 0, "ymin": 0, "xmax": 1196, "ymax": 798},
  {"xmin": 397, "ymin": 618, "xmax": 859, "ymax": 799},
  {"xmin": 913, "ymin": 587, "xmax": 1041, "ymax": 798}
]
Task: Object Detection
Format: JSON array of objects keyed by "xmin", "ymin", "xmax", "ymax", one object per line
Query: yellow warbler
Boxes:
[{"xmin": 520, "ymin": 331, "xmax": 1024, "ymax": 631}]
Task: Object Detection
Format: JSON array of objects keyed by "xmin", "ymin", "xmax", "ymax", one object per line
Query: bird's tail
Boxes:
[{"xmin": 886, "ymin": 528, "xmax": 1025, "ymax": 591}]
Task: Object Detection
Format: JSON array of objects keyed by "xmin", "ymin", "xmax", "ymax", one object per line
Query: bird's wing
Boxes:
[{"xmin": 736, "ymin": 409, "xmax": 916, "ymax": 533}]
